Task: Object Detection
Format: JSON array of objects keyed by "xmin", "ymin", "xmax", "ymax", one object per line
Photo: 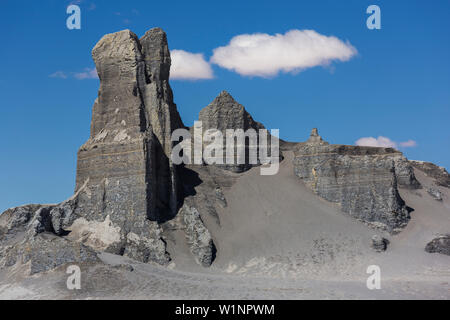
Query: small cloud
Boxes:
[
  {"xmin": 123, "ymin": 19, "xmax": 131, "ymax": 24},
  {"xmin": 355, "ymin": 136, "xmax": 417, "ymax": 149},
  {"xmin": 74, "ymin": 68, "xmax": 98, "ymax": 80},
  {"xmin": 132, "ymin": 9, "xmax": 140, "ymax": 15},
  {"xmin": 170, "ymin": 50, "xmax": 214, "ymax": 80},
  {"xmin": 399, "ymin": 140, "xmax": 417, "ymax": 148},
  {"xmin": 49, "ymin": 71, "xmax": 68, "ymax": 79},
  {"xmin": 88, "ymin": 3, "xmax": 96, "ymax": 10},
  {"xmin": 356, "ymin": 136, "xmax": 398, "ymax": 148},
  {"xmin": 210, "ymin": 29, "xmax": 357, "ymax": 77}
]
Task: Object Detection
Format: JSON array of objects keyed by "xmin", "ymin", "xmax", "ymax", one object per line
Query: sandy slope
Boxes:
[{"xmin": 0, "ymin": 152, "xmax": 449, "ymax": 299}]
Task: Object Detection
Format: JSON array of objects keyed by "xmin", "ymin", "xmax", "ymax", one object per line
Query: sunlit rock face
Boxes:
[
  {"xmin": 74, "ymin": 28, "xmax": 184, "ymax": 264},
  {"xmin": 0, "ymin": 28, "xmax": 218, "ymax": 271},
  {"xmin": 293, "ymin": 129, "xmax": 416, "ymax": 233}
]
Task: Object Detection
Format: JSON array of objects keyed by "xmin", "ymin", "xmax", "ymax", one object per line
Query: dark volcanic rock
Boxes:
[
  {"xmin": 410, "ymin": 160, "xmax": 450, "ymax": 188},
  {"xmin": 293, "ymin": 129, "xmax": 413, "ymax": 233},
  {"xmin": 425, "ymin": 235, "xmax": 450, "ymax": 255},
  {"xmin": 371, "ymin": 235, "xmax": 389, "ymax": 252}
]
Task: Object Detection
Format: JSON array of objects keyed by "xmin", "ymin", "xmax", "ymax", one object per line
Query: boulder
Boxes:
[
  {"xmin": 427, "ymin": 188, "xmax": 443, "ymax": 201},
  {"xmin": 0, "ymin": 232, "xmax": 99, "ymax": 275},
  {"xmin": 425, "ymin": 235, "xmax": 450, "ymax": 255},
  {"xmin": 371, "ymin": 235, "xmax": 389, "ymax": 252}
]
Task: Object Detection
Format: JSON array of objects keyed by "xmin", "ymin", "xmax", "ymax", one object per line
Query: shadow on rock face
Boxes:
[{"xmin": 179, "ymin": 166, "xmax": 204, "ymax": 199}]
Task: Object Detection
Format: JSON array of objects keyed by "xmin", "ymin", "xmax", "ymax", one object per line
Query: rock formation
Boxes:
[
  {"xmin": 0, "ymin": 204, "xmax": 99, "ymax": 274},
  {"xmin": 410, "ymin": 160, "xmax": 450, "ymax": 188},
  {"xmin": 425, "ymin": 235, "xmax": 450, "ymax": 255},
  {"xmin": 198, "ymin": 91, "xmax": 268, "ymax": 172},
  {"xmin": 427, "ymin": 188, "xmax": 443, "ymax": 201},
  {"xmin": 306, "ymin": 128, "xmax": 327, "ymax": 144},
  {"xmin": 293, "ymin": 129, "xmax": 416, "ymax": 233},
  {"xmin": 199, "ymin": 91, "xmax": 265, "ymax": 134},
  {"xmin": 371, "ymin": 235, "xmax": 389, "ymax": 252},
  {"xmin": 180, "ymin": 204, "xmax": 216, "ymax": 267},
  {"xmin": 73, "ymin": 28, "xmax": 186, "ymax": 264},
  {"xmin": 1, "ymin": 27, "xmax": 448, "ymax": 280},
  {"xmin": 0, "ymin": 28, "xmax": 216, "ymax": 272}
]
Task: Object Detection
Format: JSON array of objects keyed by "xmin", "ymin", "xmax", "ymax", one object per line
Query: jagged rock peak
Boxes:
[
  {"xmin": 199, "ymin": 91, "xmax": 265, "ymax": 131},
  {"xmin": 92, "ymin": 29, "xmax": 140, "ymax": 60},
  {"xmin": 216, "ymin": 90, "xmax": 236, "ymax": 101},
  {"xmin": 140, "ymin": 27, "xmax": 171, "ymax": 82},
  {"xmin": 306, "ymin": 128, "xmax": 328, "ymax": 145},
  {"xmin": 74, "ymin": 27, "xmax": 185, "ymax": 265},
  {"xmin": 196, "ymin": 91, "xmax": 268, "ymax": 173},
  {"xmin": 410, "ymin": 160, "xmax": 450, "ymax": 188}
]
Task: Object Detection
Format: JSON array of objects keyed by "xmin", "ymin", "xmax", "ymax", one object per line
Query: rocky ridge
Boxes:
[
  {"xmin": 1, "ymin": 28, "xmax": 215, "ymax": 272},
  {"xmin": 410, "ymin": 160, "xmax": 450, "ymax": 188},
  {"xmin": 197, "ymin": 90, "xmax": 271, "ymax": 173},
  {"xmin": 1, "ymin": 27, "xmax": 449, "ymax": 276},
  {"xmin": 293, "ymin": 129, "xmax": 419, "ymax": 233}
]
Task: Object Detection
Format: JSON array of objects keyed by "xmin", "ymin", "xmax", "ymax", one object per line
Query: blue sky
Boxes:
[{"xmin": 0, "ymin": 0, "xmax": 449, "ymax": 212}]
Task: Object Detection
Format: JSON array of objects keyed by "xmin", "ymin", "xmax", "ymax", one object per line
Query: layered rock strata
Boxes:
[
  {"xmin": 73, "ymin": 28, "xmax": 185, "ymax": 264},
  {"xmin": 1, "ymin": 28, "xmax": 216, "ymax": 270},
  {"xmin": 293, "ymin": 129, "xmax": 417, "ymax": 233},
  {"xmin": 197, "ymin": 91, "xmax": 270, "ymax": 173},
  {"xmin": 410, "ymin": 160, "xmax": 450, "ymax": 188},
  {"xmin": 425, "ymin": 235, "xmax": 450, "ymax": 256}
]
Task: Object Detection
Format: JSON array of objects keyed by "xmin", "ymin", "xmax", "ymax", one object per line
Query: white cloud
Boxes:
[
  {"xmin": 399, "ymin": 140, "xmax": 417, "ymax": 148},
  {"xmin": 355, "ymin": 136, "xmax": 417, "ymax": 149},
  {"xmin": 210, "ymin": 29, "xmax": 357, "ymax": 77},
  {"xmin": 49, "ymin": 71, "xmax": 68, "ymax": 79},
  {"xmin": 170, "ymin": 50, "xmax": 214, "ymax": 80},
  {"xmin": 74, "ymin": 68, "xmax": 98, "ymax": 80},
  {"xmin": 356, "ymin": 136, "xmax": 397, "ymax": 148}
]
